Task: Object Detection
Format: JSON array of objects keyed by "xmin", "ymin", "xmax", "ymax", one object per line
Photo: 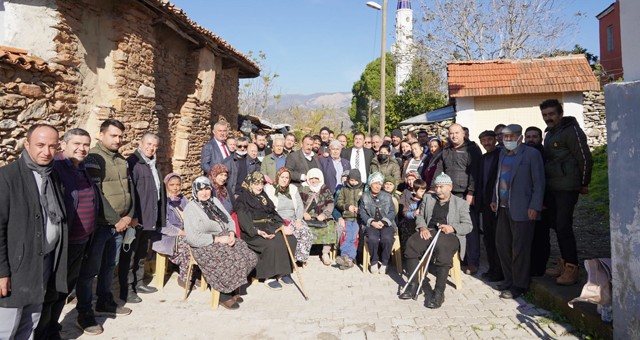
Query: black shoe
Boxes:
[
  {"xmin": 399, "ymin": 283, "xmax": 418, "ymax": 300},
  {"xmin": 123, "ymin": 292, "xmax": 142, "ymax": 304},
  {"xmin": 96, "ymin": 299, "xmax": 132, "ymax": 316},
  {"xmin": 76, "ymin": 310, "xmax": 104, "ymax": 335},
  {"xmin": 500, "ymin": 287, "xmax": 524, "ymax": 299},
  {"xmin": 136, "ymin": 285, "xmax": 158, "ymax": 294},
  {"xmin": 494, "ymin": 282, "xmax": 511, "ymax": 291},
  {"xmin": 426, "ymin": 290, "xmax": 445, "ymax": 309},
  {"xmin": 482, "ymin": 272, "xmax": 504, "ymax": 282}
]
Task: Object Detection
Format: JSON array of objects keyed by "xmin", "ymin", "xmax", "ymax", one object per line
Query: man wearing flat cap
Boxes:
[
  {"xmin": 490, "ymin": 124, "xmax": 545, "ymax": 299},
  {"xmin": 399, "ymin": 173, "xmax": 472, "ymax": 309}
]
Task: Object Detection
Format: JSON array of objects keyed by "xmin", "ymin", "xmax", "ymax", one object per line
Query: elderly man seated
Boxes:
[{"xmin": 399, "ymin": 173, "xmax": 472, "ymax": 309}]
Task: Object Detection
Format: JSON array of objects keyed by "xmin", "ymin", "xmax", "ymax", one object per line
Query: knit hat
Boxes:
[
  {"xmin": 348, "ymin": 169, "xmax": 361, "ymax": 182},
  {"xmin": 405, "ymin": 170, "xmax": 420, "ymax": 179},
  {"xmin": 368, "ymin": 171, "xmax": 385, "ymax": 186},
  {"xmin": 433, "ymin": 172, "xmax": 453, "ymax": 186},
  {"xmin": 478, "ymin": 130, "xmax": 496, "ymax": 139},
  {"xmin": 391, "ymin": 129, "xmax": 403, "ymax": 138},
  {"xmin": 209, "ymin": 163, "xmax": 229, "ymax": 180}
]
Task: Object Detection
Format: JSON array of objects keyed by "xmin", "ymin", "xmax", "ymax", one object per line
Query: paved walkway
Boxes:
[{"xmin": 60, "ymin": 258, "xmax": 579, "ymax": 339}]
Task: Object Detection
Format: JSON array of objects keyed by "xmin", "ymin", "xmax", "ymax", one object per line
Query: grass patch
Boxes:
[{"xmin": 582, "ymin": 145, "xmax": 609, "ymax": 216}]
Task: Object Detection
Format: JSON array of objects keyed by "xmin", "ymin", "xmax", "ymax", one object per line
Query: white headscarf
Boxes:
[{"xmin": 304, "ymin": 168, "xmax": 324, "ymax": 193}]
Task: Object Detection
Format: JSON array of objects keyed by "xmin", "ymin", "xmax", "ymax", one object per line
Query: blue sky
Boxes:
[{"xmin": 171, "ymin": 0, "xmax": 609, "ymax": 95}]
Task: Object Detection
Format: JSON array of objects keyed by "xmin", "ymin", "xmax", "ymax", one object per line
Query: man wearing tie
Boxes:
[
  {"xmin": 201, "ymin": 121, "xmax": 231, "ymax": 175},
  {"xmin": 341, "ymin": 132, "xmax": 374, "ymax": 184}
]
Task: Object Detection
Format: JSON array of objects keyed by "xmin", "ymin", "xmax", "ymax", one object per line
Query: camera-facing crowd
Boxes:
[{"xmin": 0, "ymin": 98, "xmax": 593, "ymax": 339}]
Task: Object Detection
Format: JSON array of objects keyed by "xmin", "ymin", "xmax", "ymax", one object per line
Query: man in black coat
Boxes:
[
  {"xmin": 119, "ymin": 132, "xmax": 166, "ymax": 303},
  {"xmin": 285, "ymin": 135, "xmax": 321, "ymax": 187},
  {"xmin": 0, "ymin": 124, "xmax": 67, "ymax": 340},
  {"xmin": 476, "ymin": 130, "xmax": 503, "ymax": 282},
  {"xmin": 341, "ymin": 132, "xmax": 374, "ymax": 184}
]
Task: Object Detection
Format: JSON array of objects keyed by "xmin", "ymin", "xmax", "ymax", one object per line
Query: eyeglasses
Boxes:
[
  {"xmin": 237, "ymin": 145, "xmax": 248, "ymax": 149},
  {"xmin": 364, "ymin": 141, "xmax": 372, "ymax": 144}
]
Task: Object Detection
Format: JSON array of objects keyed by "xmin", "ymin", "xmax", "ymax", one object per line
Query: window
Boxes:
[{"xmin": 607, "ymin": 25, "xmax": 614, "ymax": 52}]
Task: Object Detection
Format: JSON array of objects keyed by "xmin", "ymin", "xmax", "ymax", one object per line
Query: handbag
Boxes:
[{"xmin": 305, "ymin": 218, "xmax": 328, "ymax": 228}]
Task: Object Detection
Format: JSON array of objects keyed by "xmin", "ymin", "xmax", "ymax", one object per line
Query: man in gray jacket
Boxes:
[
  {"xmin": 399, "ymin": 173, "xmax": 472, "ymax": 309},
  {"xmin": 490, "ymin": 124, "xmax": 545, "ymax": 299}
]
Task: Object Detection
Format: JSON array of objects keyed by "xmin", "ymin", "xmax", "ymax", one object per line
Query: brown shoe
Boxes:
[
  {"xmin": 556, "ymin": 262, "xmax": 579, "ymax": 285},
  {"xmin": 321, "ymin": 254, "xmax": 331, "ymax": 266},
  {"xmin": 220, "ymin": 299, "xmax": 240, "ymax": 310},
  {"xmin": 545, "ymin": 258, "xmax": 565, "ymax": 277}
]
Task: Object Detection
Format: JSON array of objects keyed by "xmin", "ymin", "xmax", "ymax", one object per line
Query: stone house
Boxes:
[
  {"xmin": 447, "ymin": 55, "xmax": 601, "ymax": 145},
  {"xmin": 0, "ymin": 0, "xmax": 259, "ymax": 185}
]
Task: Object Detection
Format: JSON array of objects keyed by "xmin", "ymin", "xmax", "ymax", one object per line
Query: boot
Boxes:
[
  {"xmin": 399, "ymin": 258, "xmax": 420, "ymax": 300},
  {"xmin": 545, "ymin": 258, "xmax": 565, "ymax": 277},
  {"xmin": 426, "ymin": 265, "xmax": 448, "ymax": 309},
  {"xmin": 556, "ymin": 262, "xmax": 579, "ymax": 286}
]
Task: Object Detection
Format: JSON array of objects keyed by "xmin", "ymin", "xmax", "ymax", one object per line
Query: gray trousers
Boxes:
[
  {"xmin": 496, "ymin": 208, "xmax": 535, "ymax": 290},
  {"xmin": 0, "ymin": 253, "xmax": 53, "ymax": 340}
]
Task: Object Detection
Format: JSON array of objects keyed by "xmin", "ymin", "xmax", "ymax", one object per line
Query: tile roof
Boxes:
[
  {"xmin": 447, "ymin": 55, "xmax": 600, "ymax": 98},
  {"xmin": 143, "ymin": 0, "xmax": 260, "ymax": 78},
  {"xmin": 0, "ymin": 45, "xmax": 49, "ymax": 71}
]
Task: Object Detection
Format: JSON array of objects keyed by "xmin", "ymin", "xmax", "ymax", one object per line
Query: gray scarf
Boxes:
[
  {"xmin": 22, "ymin": 149, "xmax": 63, "ymax": 224},
  {"xmin": 139, "ymin": 149, "xmax": 161, "ymax": 200}
]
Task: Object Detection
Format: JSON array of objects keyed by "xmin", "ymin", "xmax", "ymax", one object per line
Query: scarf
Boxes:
[
  {"xmin": 304, "ymin": 168, "xmax": 324, "ymax": 193},
  {"xmin": 209, "ymin": 163, "xmax": 229, "ymax": 200},
  {"xmin": 274, "ymin": 167, "xmax": 292, "ymax": 199},
  {"xmin": 164, "ymin": 173, "xmax": 182, "ymax": 201},
  {"xmin": 139, "ymin": 149, "xmax": 160, "ymax": 200},
  {"xmin": 191, "ymin": 176, "xmax": 228, "ymax": 224},
  {"xmin": 238, "ymin": 172, "xmax": 274, "ymax": 211},
  {"xmin": 22, "ymin": 149, "xmax": 63, "ymax": 225}
]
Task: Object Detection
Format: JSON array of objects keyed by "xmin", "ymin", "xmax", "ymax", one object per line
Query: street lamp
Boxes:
[{"xmin": 366, "ymin": 0, "xmax": 387, "ymax": 135}]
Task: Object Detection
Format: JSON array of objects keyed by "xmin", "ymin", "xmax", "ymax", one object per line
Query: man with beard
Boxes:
[
  {"xmin": 494, "ymin": 124, "xmax": 506, "ymax": 149},
  {"xmin": 319, "ymin": 127, "xmax": 332, "ymax": 156},
  {"xmin": 539, "ymin": 99, "xmax": 592, "ymax": 285},
  {"xmin": 311, "ymin": 135, "xmax": 323, "ymax": 157},
  {"xmin": 285, "ymin": 135, "xmax": 321, "ymax": 187},
  {"xmin": 390, "ymin": 129, "xmax": 403, "ymax": 157},
  {"xmin": 476, "ymin": 130, "xmax": 503, "ymax": 283},
  {"xmin": 223, "ymin": 137, "xmax": 261, "ymax": 198},
  {"xmin": 253, "ymin": 131, "xmax": 271, "ymax": 162},
  {"xmin": 0, "ymin": 124, "xmax": 67, "ymax": 340},
  {"xmin": 525, "ymin": 126, "xmax": 544, "ymax": 154},
  {"xmin": 435, "ymin": 124, "xmax": 482, "ymax": 275},
  {"xmin": 284, "ymin": 133, "xmax": 297, "ymax": 154}
]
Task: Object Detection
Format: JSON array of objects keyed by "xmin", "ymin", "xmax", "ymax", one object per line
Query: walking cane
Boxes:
[
  {"xmin": 413, "ymin": 230, "xmax": 442, "ymax": 300},
  {"xmin": 276, "ymin": 226, "xmax": 309, "ymax": 301},
  {"xmin": 400, "ymin": 229, "xmax": 442, "ymax": 296}
]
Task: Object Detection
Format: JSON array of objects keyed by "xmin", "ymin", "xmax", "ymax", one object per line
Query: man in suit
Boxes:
[
  {"xmin": 261, "ymin": 136, "xmax": 286, "ymax": 182},
  {"xmin": 341, "ymin": 132, "xmax": 374, "ymax": 184},
  {"xmin": 319, "ymin": 140, "xmax": 351, "ymax": 194},
  {"xmin": 201, "ymin": 121, "xmax": 231, "ymax": 175},
  {"xmin": 285, "ymin": 135, "xmax": 320, "ymax": 187},
  {"xmin": 0, "ymin": 124, "xmax": 68, "ymax": 339},
  {"xmin": 490, "ymin": 124, "xmax": 545, "ymax": 299},
  {"xmin": 224, "ymin": 137, "xmax": 261, "ymax": 197}
]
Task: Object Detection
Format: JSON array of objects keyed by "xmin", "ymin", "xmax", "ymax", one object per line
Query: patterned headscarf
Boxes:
[
  {"xmin": 191, "ymin": 176, "xmax": 228, "ymax": 223},
  {"xmin": 368, "ymin": 171, "xmax": 385, "ymax": 186},
  {"xmin": 208, "ymin": 163, "xmax": 229, "ymax": 199},
  {"xmin": 275, "ymin": 167, "xmax": 292, "ymax": 198},
  {"xmin": 241, "ymin": 171, "xmax": 267, "ymax": 191}
]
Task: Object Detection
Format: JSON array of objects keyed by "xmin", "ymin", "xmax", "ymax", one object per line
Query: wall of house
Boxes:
[
  {"xmin": 582, "ymin": 91, "xmax": 607, "ymax": 149},
  {"xmin": 598, "ymin": 2, "xmax": 623, "ymax": 81},
  {"xmin": 1, "ymin": 0, "xmax": 58, "ymax": 61},
  {"xmin": 400, "ymin": 119, "xmax": 453, "ymax": 140},
  {"xmin": 620, "ymin": 0, "xmax": 640, "ymax": 81}
]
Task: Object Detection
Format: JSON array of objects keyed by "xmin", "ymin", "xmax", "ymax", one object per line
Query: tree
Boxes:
[
  {"xmin": 349, "ymin": 53, "xmax": 396, "ymax": 133},
  {"xmin": 416, "ymin": 0, "xmax": 583, "ymax": 67},
  {"xmin": 238, "ymin": 51, "xmax": 281, "ymax": 117}
]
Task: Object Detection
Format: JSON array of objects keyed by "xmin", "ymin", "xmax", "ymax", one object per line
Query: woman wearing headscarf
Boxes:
[
  {"xmin": 299, "ymin": 168, "xmax": 337, "ymax": 266},
  {"xmin": 152, "ymin": 173, "xmax": 190, "ymax": 287},
  {"xmin": 183, "ymin": 177, "xmax": 258, "ymax": 310},
  {"xmin": 235, "ymin": 172, "xmax": 297, "ymax": 290},
  {"xmin": 208, "ymin": 163, "xmax": 240, "ymax": 237},
  {"xmin": 264, "ymin": 167, "xmax": 313, "ymax": 263},
  {"xmin": 360, "ymin": 172, "xmax": 397, "ymax": 274}
]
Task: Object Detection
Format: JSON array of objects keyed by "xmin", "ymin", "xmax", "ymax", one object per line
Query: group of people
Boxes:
[{"xmin": 0, "ymin": 98, "xmax": 593, "ymax": 339}]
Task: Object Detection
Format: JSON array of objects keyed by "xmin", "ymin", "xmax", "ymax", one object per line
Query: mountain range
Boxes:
[{"xmin": 263, "ymin": 92, "xmax": 354, "ymax": 132}]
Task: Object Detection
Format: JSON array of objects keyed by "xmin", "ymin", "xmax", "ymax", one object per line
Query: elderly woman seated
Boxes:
[
  {"xmin": 264, "ymin": 168, "xmax": 313, "ymax": 263},
  {"xmin": 183, "ymin": 177, "xmax": 258, "ymax": 310},
  {"xmin": 152, "ymin": 173, "xmax": 190, "ymax": 287},
  {"xmin": 299, "ymin": 168, "xmax": 338, "ymax": 266},
  {"xmin": 236, "ymin": 172, "xmax": 298, "ymax": 290},
  {"xmin": 360, "ymin": 172, "xmax": 397, "ymax": 274}
]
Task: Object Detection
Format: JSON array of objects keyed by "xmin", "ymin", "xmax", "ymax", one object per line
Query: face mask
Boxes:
[
  {"xmin": 236, "ymin": 150, "xmax": 247, "ymax": 157},
  {"xmin": 503, "ymin": 141, "xmax": 519, "ymax": 151},
  {"xmin": 377, "ymin": 154, "xmax": 388, "ymax": 162},
  {"xmin": 122, "ymin": 227, "xmax": 137, "ymax": 252}
]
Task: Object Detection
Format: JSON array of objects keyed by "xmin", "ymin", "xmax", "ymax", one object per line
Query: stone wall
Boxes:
[
  {"xmin": 583, "ymin": 91, "xmax": 607, "ymax": 150},
  {"xmin": 400, "ymin": 119, "xmax": 454, "ymax": 140}
]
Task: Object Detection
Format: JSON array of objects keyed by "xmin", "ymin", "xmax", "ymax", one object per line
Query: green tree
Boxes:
[
  {"xmin": 349, "ymin": 53, "xmax": 396, "ymax": 133},
  {"xmin": 239, "ymin": 51, "xmax": 281, "ymax": 117}
]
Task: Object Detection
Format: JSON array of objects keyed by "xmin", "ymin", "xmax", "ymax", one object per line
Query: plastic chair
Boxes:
[{"xmin": 361, "ymin": 231, "xmax": 402, "ymax": 274}]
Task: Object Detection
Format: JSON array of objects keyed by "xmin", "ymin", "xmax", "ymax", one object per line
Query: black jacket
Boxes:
[
  {"xmin": 435, "ymin": 140, "xmax": 482, "ymax": 195},
  {"xmin": 475, "ymin": 148, "xmax": 500, "ymax": 210},
  {"xmin": 543, "ymin": 116, "xmax": 593, "ymax": 191},
  {"xmin": 127, "ymin": 150, "xmax": 166, "ymax": 231},
  {"xmin": 0, "ymin": 156, "xmax": 68, "ymax": 307},
  {"xmin": 341, "ymin": 147, "xmax": 375, "ymax": 180}
]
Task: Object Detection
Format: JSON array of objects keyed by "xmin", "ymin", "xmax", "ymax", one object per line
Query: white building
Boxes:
[{"xmin": 394, "ymin": 0, "xmax": 413, "ymax": 95}]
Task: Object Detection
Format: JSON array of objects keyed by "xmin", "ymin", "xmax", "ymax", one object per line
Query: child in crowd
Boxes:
[{"xmin": 335, "ymin": 169, "xmax": 364, "ymax": 270}]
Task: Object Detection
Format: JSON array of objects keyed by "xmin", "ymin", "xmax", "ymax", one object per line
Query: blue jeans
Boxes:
[
  {"xmin": 340, "ymin": 221, "xmax": 359, "ymax": 260},
  {"xmin": 75, "ymin": 225, "xmax": 123, "ymax": 312}
]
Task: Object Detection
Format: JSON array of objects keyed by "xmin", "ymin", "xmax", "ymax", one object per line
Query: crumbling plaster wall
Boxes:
[{"xmin": 1, "ymin": 0, "xmax": 58, "ymax": 61}]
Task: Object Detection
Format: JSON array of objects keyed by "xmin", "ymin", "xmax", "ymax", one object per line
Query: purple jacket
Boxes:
[{"xmin": 152, "ymin": 194, "xmax": 188, "ymax": 256}]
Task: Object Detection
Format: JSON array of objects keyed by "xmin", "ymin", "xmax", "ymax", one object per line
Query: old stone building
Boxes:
[{"xmin": 0, "ymin": 0, "xmax": 259, "ymax": 185}]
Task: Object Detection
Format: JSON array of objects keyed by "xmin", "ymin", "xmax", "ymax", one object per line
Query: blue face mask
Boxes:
[{"xmin": 503, "ymin": 141, "xmax": 518, "ymax": 151}]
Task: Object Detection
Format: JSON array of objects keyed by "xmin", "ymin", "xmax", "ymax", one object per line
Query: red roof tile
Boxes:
[
  {"xmin": 447, "ymin": 55, "xmax": 600, "ymax": 98},
  {"xmin": 0, "ymin": 45, "xmax": 49, "ymax": 71}
]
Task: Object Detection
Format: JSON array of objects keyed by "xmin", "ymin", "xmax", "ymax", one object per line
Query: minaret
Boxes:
[{"xmin": 395, "ymin": 0, "xmax": 413, "ymax": 95}]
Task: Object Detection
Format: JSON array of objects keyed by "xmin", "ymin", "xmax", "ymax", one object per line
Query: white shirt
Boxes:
[
  {"xmin": 350, "ymin": 148, "xmax": 367, "ymax": 182},
  {"xmin": 215, "ymin": 138, "xmax": 229, "ymax": 158}
]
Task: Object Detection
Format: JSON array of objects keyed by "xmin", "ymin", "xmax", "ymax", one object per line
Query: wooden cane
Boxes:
[{"xmin": 276, "ymin": 226, "xmax": 309, "ymax": 301}]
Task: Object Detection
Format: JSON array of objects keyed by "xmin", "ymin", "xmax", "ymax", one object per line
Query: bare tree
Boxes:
[
  {"xmin": 416, "ymin": 0, "xmax": 583, "ymax": 66},
  {"xmin": 238, "ymin": 51, "xmax": 281, "ymax": 117}
]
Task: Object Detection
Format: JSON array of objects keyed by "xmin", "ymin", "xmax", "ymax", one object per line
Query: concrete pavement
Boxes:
[{"xmin": 59, "ymin": 258, "xmax": 580, "ymax": 339}]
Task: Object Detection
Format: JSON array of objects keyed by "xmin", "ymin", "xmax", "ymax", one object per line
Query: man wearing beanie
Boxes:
[
  {"xmin": 399, "ymin": 173, "xmax": 472, "ymax": 309},
  {"xmin": 390, "ymin": 129, "xmax": 403, "ymax": 156},
  {"xmin": 335, "ymin": 169, "xmax": 364, "ymax": 270}
]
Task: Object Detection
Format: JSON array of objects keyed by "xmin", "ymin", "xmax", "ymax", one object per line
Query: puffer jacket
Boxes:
[
  {"xmin": 336, "ymin": 184, "xmax": 363, "ymax": 221},
  {"xmin": 370, "ymin": 156, "xmax": 401, "ymax": 185},
  {"xmin": 543, "ymin": 116, "xmax": 593, "ymax": 191}
]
